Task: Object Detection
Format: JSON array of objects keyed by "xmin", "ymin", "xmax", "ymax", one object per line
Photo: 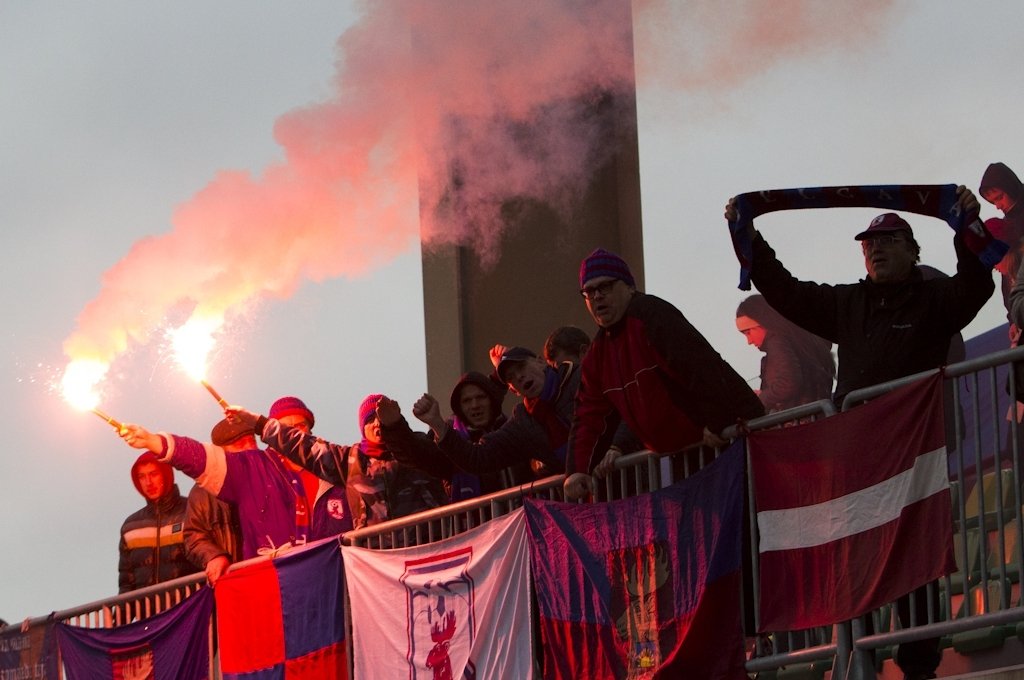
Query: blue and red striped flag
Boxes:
[
  {"xmin": 215, "ymin": 537, "xmax": 347, "ymax": 679},
  {"xmin": 57, "ymin": 587, "xmax": 213, "ymax": 680},
  {"xmin": 525, "ymin": 444, "xmax": 748, "ymax": 679},
  {"xmin": 749, "ymin": 373, "xmax": 955, "ymax": 631}
]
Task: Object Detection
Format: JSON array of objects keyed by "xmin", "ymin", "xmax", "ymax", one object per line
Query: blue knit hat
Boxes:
[
  {"xmin": 579, "ymin": 248, "xmax": 635, "ymax": 288},
  {"xmin": 268, "ymin": 396, "xmax": 315, "ymax": 428},
  {"xmin": 358, "ymin": 394, "xmax": 384, "ymax": 428}
]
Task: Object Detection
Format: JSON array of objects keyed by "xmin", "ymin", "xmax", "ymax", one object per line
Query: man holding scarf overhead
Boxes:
[
  {"xmin": 724, "ymin": 184, "xmax": 994, "ymax": 680},
  {"xmin": 726, "ymin": 185, "xmax": 994, "ymax": 407}
]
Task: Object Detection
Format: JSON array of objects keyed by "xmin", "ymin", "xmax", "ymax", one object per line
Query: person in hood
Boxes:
[
  {"xmin": 443, "ymin": 371, "xmax": 525, "ymax": 498},
  {"xmin": 118, "ymin": 452, "xmax": 198, "ymax": 594},
  {"xmin": 980, "ymin": 162, "xmax": 1024, "ymax": 318},
  {"xmin": 378, "ymin": 371, "xmax": 538, "ymax": 499},
  {"xmin": 735, "ymin": 294, "xmax": 835, "ymax": 413},
  {"xmin": 396, "ymin": 346, "xmax": 577, "ymax": 481}
]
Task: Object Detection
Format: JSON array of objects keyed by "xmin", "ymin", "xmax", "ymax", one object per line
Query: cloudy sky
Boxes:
[{"xmin": 2, "ymin": 0, "xmax": 1021, "ymax": 620}]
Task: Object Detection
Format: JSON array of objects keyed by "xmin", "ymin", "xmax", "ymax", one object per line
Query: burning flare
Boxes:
[
  {"xmin": 170, "ymin": 316, "xmax": 222, "ymax": 382},
  {"xmin": 60, "ymin": 359, "xmax": 124, "ymax": 431},
  {"xmin": 170, "ymin": 315, "xmax": 229, "ymax": 408},
  {"xmin": 61, "ymin": 359, "xmax": 109, "ymax": 412}
]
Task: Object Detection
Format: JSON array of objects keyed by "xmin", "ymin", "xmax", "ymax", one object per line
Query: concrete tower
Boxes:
[{"xmin": 419, "ymin": 16, "xmax": 643, "ymax": 399}]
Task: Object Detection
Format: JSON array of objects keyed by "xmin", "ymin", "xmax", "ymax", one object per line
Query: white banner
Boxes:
[{"xmin": 343, "ymin": 508, "xmax": 533, "ymax": 679}]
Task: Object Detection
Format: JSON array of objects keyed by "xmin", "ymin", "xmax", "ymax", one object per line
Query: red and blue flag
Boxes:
[
  {"xmin": 215, "ymin": 537, "xmax": 347, "ymax": 679},
  {"xmin": 525, "ymin": 444, "xmax": 748, "ymax": 679}
]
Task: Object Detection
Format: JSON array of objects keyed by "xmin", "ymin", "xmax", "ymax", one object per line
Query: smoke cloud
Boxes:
[{"xmin": 61, "ymin": 0, "xmax": 896, "ymax": 375}]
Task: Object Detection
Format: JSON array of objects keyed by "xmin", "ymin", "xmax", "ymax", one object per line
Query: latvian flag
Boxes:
[
  {"xmin": 215, "ymin": 537, "xmax": 347, "ymax": 679},
  {"xmin": 749, "ymin": 372, "xmax": 956, "ymax": 631}
]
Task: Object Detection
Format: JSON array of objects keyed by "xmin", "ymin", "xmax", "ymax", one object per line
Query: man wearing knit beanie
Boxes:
[
  {"xmin": 358, "ymin": 394, "xmax": 383, "ymax": 432},
  {"xmin": 565, "ymin": 248, "xmax": 764, "ymax": 501},
  {"xmin": 269, "ymin": 396, "xmax": 315, "ymax": 430}
]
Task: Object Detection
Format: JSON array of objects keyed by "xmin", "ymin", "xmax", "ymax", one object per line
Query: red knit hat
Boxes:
[
  {"xmin": 268, "ymin": 396, "xmax": 315, "ymax": 428},
  {"xmin": 358, "ymin": 394, "xmax": 384, "ymax": 428}
]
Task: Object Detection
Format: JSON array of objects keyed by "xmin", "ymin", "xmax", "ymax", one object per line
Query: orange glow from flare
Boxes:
[
  {"xmin": 61, "ymin": 359, "xmax": 109, "ymax": 411},
  {"xmin": 170, "ymin": 317, "xmax": 222, "ymax": 382}
]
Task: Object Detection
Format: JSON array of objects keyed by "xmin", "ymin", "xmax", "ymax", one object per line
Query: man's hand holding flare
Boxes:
[
  {"xmin": 119, "ymin": 424, "xmax": 163, "ymax": 454},
  {"xmin": 224, "ymin": 406, "xmax": 260, "ymax": 430}
]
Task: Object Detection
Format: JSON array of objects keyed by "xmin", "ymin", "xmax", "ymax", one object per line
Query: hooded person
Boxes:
[
  {"xmin": 390, "ymin": 345, "xmax": 577, "ymax": 481},
  {"xmin": 445, "ymin": 372, "xmax": 523, "ymax": 497},
  {"xmin": 377, "ymin": 371, "xmax": 537, "ymax": 500},
  {"xmin": 218, "ymin": 394, "xmax": 449, "ymax": 534},
  {"xmin": 117, "ymin": 396, "xmax": 353, "ymax": 561},
  {"xmin": 118, "ymin": 452, "xmax": 198, "ymax": 594},
  {"xmin": 736, "ymin": 294, "xmax": 836, "ymax": 413},
  {"xmin": 980, "ymin": 162, "xmax": 1024, "ymax": 317}
]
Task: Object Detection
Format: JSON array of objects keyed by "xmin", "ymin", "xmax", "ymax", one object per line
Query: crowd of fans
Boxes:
[{"xmin": 109, "ymin": 165, "xmax": 1022, "ymax": 680}]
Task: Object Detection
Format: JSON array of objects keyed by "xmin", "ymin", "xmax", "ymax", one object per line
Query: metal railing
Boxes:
[{"xmin": 22, "ymin": 345, "xmax": 1024, "ymax": 679}]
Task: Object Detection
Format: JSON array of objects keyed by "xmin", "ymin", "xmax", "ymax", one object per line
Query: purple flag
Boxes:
[{"xmin": 57, "ymin": 587, "xmax": 213, "ymax": 680}]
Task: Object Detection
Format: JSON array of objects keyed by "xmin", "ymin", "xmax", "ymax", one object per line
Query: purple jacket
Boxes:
[{"xmin": 159, "ymin": 435, "xmax": 352, "ymax": 559}]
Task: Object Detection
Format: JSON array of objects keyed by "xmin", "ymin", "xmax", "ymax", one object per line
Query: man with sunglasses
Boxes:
[
  {"xmin": 564, "ymin": 249, "xmax": 763, "ymax": 501},
  {"xmin": 725, "ymin": 187, "xmax": 993, "ymax": 680}
]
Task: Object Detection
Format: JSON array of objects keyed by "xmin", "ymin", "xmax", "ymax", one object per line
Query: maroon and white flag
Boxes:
[{"xmin": 749, "ymin": 373, "xmax": 955, "ymax": 631}]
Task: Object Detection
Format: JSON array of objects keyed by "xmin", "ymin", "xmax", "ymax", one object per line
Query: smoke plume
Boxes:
[{"xmin": 62, "ymin": 0, "xmax": 896, "ymax": 378}]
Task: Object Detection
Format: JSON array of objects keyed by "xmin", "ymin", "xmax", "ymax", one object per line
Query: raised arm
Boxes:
[{"xmin": 377, "ymin": 397, "xmax": 456, "ymax": 478}]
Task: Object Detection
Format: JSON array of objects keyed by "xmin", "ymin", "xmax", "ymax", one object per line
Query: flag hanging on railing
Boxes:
[
  {"xmin": 342, "ymin": 509, "xmax": 533, "ymax": 679},
  {"xmin": 56, "ymin": 587, "xmax": 213, "ymax": 680},
  {"xmin": 749, "ymin": 372, "xmax": 955, "ymax": 631},
  {"xmin": 525, "ymin": 444, "xmax": 748, "ymax": 680},
  {"xmin": 2, "ymin": 618, "xmax": 58, "ymax": 680},
  {"xmin": 215, "ymin": 537, "xmax": 347, "ymax": 679}
]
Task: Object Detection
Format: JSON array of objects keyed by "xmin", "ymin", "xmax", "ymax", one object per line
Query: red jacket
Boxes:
[{"xmin": 568, "ymin": 294, "xmax": 764, "ymax": 474}]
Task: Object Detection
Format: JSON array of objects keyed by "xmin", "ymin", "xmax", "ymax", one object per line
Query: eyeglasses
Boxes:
[
  {"xmin": 580, "ymin": 279, "xmax": 619, "ymax": 300},
  {"xmin": 861, "ymin": 235, "xmax": 905, "ymax": 253}
]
